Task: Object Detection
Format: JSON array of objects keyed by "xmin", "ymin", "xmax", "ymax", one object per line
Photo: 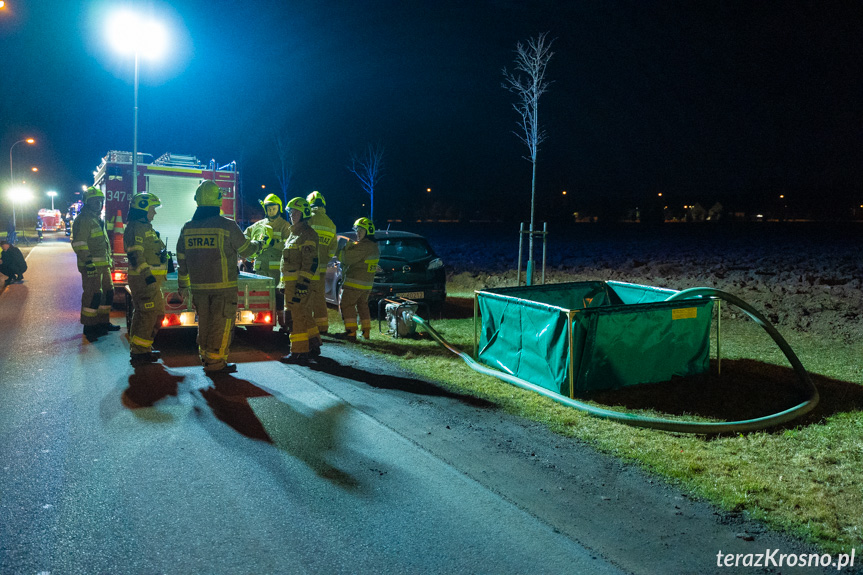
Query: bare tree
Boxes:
[
  {"xmin": 502, "ymin": 32, "xmax": 554, "ymax": 284},
  {"xmin": 348, "ymin": 143, "xmax": 384, "ymax": 221},
  {"xmin": 273, "ymin": 132, "xmax": 294, "ymax": 206}
]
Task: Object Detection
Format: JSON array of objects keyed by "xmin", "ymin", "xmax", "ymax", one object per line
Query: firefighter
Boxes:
[
  {"xmin": 176, "ymin": 180, "xmax": 268, "ymax": 374},
  {"xmin": 244, "ymin": 193, "xmax": 291, "ymax": 331},
  {"xmin": 71, "ymin": 186, "xmax": 118, "ymax": 342},
  {"xmin": 306, "ymin": 191, "xmax": 337, "ymax": 334},
  {"xmin": 124, "ymin": 192, "xmax": 167, "ymax": 366},
  {"xmin": 278, "ymin": 196, "xmax": 319, "ymax": 364},
  {"xmin": 339, "ymin": 217, "xmax": 380, "ymax": 341}
]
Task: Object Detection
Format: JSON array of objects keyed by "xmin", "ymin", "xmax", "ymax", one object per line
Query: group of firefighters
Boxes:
[{"xmin": 71, "ymin": 181, "xmax": 380, "ymax": 374}]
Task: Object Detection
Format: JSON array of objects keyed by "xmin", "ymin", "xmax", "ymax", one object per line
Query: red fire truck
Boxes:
[
  {"xmin": 92, "ymin": 150, "xmax": 276, "ymax": 332},
  {"xmin": 38, "ymin": 209, "xmax": 63, "ymax": 231}
]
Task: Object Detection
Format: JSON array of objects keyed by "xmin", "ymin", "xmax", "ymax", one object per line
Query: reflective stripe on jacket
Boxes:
[
  {"xmin": 71, "ymin": 208, "xmax": 111, "ymax": 268},
  {"xmin": 176, "ymin": 216, "xmax": 260, "ymax": 291},
  {"xmin": 308, "ymin": 208, "xmax": 337, "ymax": 280},
  {"xmin": 244, "ymin": 216, "xmax": 291, "ymax": 275},
  {"xmin": 341, "ymin": 237, "xmax": 379, "ymax": 290},
  {"xmin": 280, "ymin": 220, "xmax": 318, "ymax": 287},
  {"xmin": 124, "ymin": 219, "xmax": 167, "ymax": 278}
]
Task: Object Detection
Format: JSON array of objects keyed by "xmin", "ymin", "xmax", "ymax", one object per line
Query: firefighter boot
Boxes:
[
  {"xmin": 130, "ymin": 352, "xmax": 159, "ymax": 367},
  {"xmin": 83, "ymin": 325, "xmax": 100, "ymax": 342},
  {"xmin": 309, "ymin": 338, "xmax": 322, "ymax": 358},
  {"xmin": 279, "ymin": 353, "xmax": 310, "ymax": 365},
  {"xmin": 98, "ymin": 323, "xmax": 121, "ymax": 334}
]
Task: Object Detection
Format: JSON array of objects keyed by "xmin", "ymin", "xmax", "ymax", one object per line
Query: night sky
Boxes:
[{"xmin": 2, "ymin": 0, "xmax": 861, "ymax": 226}]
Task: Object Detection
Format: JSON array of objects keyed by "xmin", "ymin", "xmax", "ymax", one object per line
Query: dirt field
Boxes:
[{"xmin": 420, "ymin": 221, "xmax": 863, "ymax": 346}]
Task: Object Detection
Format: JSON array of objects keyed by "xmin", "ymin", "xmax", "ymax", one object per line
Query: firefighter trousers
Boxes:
[
  {"xmin": 192, "ymin": 289, "xmax": 237, "ymax": 371},
  {"xmin": 309, "ymin": 277, "xmax": 329, "ymax": 333},
  {"xmin": 129, "ymin": 279, "xmax": 165, "ymax": 354},
  {"xmin": 340, "ymin": 287, "xmax": 372, "ymax": 339},
  {"xmin": 284, "ymin": 282, "xmax": 319, "ymax": 354},
  {"xmin": 79, "ymin": 266, "xmax": 114, "ymax": 326}
]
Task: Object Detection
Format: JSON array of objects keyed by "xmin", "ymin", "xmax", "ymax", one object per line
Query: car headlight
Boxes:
[{"xmin": 427, "ymin": 258, "xmax": 443, "ymax": 271}]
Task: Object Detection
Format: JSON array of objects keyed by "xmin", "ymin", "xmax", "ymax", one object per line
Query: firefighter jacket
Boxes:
[
  {"xmin": 340, "ymin": 236, "xmax": 380, "ymax": 290},
  {"xmin": 279, "ymin": 220, "xmax": 318, "ymax": 289},
  {"xmin": 244, "ymin": 215, "xmax": 291, "ymax": 278},
  {"xmin": 176, "ymin": 211, "xmax": 262, "ymax": 292},
  {"xmin": 124, "ymin": 216, "xmax": 167, "ymax": 283},
  {"xmin": 307, "ymin": 207, "xmax": 337, "ymax": 280},
  {"xmin": 71, "ymin": 206, "xmax": 112, "ymax": 270}
]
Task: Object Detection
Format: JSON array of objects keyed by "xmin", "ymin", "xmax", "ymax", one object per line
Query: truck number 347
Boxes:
[{"xmin": 106, "ymin": 190, "xmax": 127, "ymax": 202}]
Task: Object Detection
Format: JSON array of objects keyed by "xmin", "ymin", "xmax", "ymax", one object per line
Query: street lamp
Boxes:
[
  {"xmin": 107, "ymin": 10, "xmax": 167, "ymax": 197},
  {"xmin": 47, "ymin": 190, "xmax": 57, "ymax": 210},
  {"xmin": 8, "ymin": 138, "xmax": 35, "ymax": 238}
]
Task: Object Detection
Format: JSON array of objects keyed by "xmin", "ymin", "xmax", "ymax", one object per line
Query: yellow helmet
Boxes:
[
  {"xmin": 306, "ymin": 190, "xmax": 326, "ymax": 208},
  {"xmin": 286, "ymin": 196, "xmax": 311, "ymax": 219},
  {"xmin": 260, "ymin": 193, "xmax": 283, "ymax": 213},
  {"xmin": 195, "ymin": 180, "xmax": 222, "ymax": 207},
  {"xmin": 131, "ymin": 192, "xmax": 161, "ymax": 211},
  {"xmin": 353, "ymin": 217, "xmax": 375, "ymax": 236},
  {"xmin": 84, "ymin": 186, "xmax": 105, "ymax": 202}
]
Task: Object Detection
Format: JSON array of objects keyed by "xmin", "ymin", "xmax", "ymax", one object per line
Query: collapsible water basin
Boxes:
[{"xmin": 476, "ymin": 281, "xmax": 714, "ymax": 395}]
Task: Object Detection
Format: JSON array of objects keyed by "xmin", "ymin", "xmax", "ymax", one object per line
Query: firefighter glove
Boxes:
[
  {"xmin": 264, "ymin": 225, "xmax": 275, "ymax": 247},
  {"xmin": 292, "ymin": 282, "xmax": 309, "ymax": 302},
  {"xmin": 145, "ymin": 275, "xmax": 157, "ymax": 286}
]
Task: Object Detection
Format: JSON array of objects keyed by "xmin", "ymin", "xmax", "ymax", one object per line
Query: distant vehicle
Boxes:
[
  {"xmin": 37, "ymin": 209, "xmax": 63, "ymax": 231},
  {"xmin": 325, "ymin": 230, "xmax": 446, "ymax": 314}
]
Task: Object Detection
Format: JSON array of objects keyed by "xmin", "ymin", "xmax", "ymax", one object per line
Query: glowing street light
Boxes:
[
  {"xmin": 107, "ymin": 9, "xmax": 168, "ymax": 197},
  {"xmin": 47, "ymin": 190, "xmax": 57, "ymax": 210},
  {"xmin": 8, "ymin": 138, "xmax": 35, "ymax": 239}
]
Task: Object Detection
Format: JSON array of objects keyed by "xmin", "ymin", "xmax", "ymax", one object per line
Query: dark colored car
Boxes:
[{"xmin": 325, "ymin": 230, "xmax": 446, "ymax": 313}]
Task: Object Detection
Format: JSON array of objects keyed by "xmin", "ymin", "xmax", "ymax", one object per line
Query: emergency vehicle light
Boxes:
[
  {"xmin": 179, "ymin": 312, "xmax": 196, "ymax": 325},
  {"xmin": 162, "ymin": 314, "xmax": 181, "ymax": 327},
  {"xmin": 256, "ymin": 312, "xmax": 272, "ymax": 324},
  {"xmin": 113, "ymin": 271, "xmax": 127, "ymax": 282}
]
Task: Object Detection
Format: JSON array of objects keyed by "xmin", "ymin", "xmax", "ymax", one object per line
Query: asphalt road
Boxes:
[{"xmin": 0, "ymin": 235, "xmax": 841, "ymax": 575}]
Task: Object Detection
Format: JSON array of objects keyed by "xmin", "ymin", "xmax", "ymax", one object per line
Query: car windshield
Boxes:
[{"xmin": 378, "ymin": 238, "xmax": 433, "ymax": 261}]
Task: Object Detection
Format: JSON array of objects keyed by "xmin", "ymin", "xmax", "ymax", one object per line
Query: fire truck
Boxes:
[
  {"xmin": 38, "ymin": 209, "xmax": 63, "ymax": 231},
  {"xmin": 92, "ymin": 150, "xmax": 277, "ymax": 332}
]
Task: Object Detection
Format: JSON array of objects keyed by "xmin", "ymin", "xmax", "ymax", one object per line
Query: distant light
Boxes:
[
  {"xmin": 779, "ymin": 194, "xmax": 784, "ymax": 199},
  {"xmin": 657, "ymin": 193, "xmax": 663, "ymax": 197},
  {"xmin": 8, "ymin": 186, "xmax": 33, "ymax": 203},
  {"xmin": 82, "ymin": 185, "xmax": 88, "ymax": 191},
  {"xmin": 683, "ymin": 205, "xmax": 688, "ymax": 209},
  {"xmin": 261, "ymin": 184, "xmax": 266, "ymax": 189},
  {"xmin": 107, "ymin": 10, "xmax": 168, "ymax": 60},
  {"xmin": 25, "ymin": 138, "xmax": 35, "ymax": 144},
  {"xmin": 426, "ymin": 188, "xmax": 431, "ymax": 193},
  {"xmin": 0, "ymin": 2, "xmax": 6, "ymax": 9},
  {"xmin": 47, "ymin": 191, "xmax": 58, "ymax": 197},
  {"xmin": 31, "ymin": 167, "xmax": 38, "ymax": 172},
  {"xmin": 562, "ymin": 190, "xmax": 567, "ymax": 196}
]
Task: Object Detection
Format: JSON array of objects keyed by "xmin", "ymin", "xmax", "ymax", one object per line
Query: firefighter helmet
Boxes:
[
  {"xmin": 285, "ymin": 196, "xmax": 311, "ymax": 219},
  {"xmin": 195, "ymin": 180, "xmax": 222, "ymax": 207},
  {"xmin": 353, "ymin": 217, "xmax": 375, "ymax": 237},
  {"xmin": 131, "ymin": 192, "xmax": 161, "ymax": 211},
  {"xmin": 83, "ymin": 186, "xmax": 105, "ymax": 202},
  {"xmin": 260, "ymin": 193, "xmax": 283, "ymax": 213},
  {"xmin": 306, "ymin": 190, "xmax": 326, "ymax": 208}
]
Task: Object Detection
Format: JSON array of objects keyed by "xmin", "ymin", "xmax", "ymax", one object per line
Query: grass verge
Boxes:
[{"xmin": 337, "ymin": 299, "xmax": 863, "ymax": 554}]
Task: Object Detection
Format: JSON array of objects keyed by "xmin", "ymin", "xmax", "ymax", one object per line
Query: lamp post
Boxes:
[
  {"xmin": 47, "ymin": 190, "xmax": 57, "ymax": 210},
  {"xmin": 8, "ymin": 138, "xmax": 35, "ymax": 238},
  {"xmin": 108, "ymin": 11, "xmax": 167, "ymax": 197}
]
